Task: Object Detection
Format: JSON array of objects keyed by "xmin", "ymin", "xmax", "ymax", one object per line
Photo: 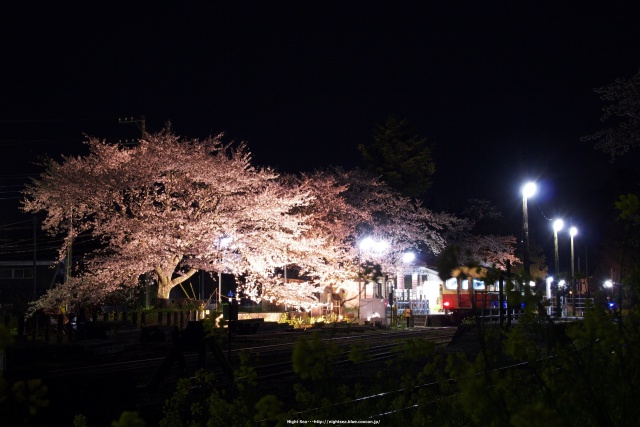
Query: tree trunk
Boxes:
[
  {"xmin": 155, "ymin": 267, "xmax": 199, "ymax": 302},
  {"xmin": 157, "ymin": 275, "xmax": 173, "ymax": 300}
]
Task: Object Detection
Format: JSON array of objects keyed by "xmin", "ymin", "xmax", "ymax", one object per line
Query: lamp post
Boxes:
[
  {"xmin": 552, "ymin": 219, "xmax": 564, "ymax": 317},
  {"xmin": 558, "ymin": 279, "xmax": 566, "ymax": 317},
  {"xmin": 358, "ymin": 237, "xmax": 388, "ymax": 322},
  {"xmin": 402, "ymin": 251, "xmax": 415, "ymax": 318},
  {"xmin": 218, "ymin": 237, "xmax": 232, "ymax": 309},
  {"xmin": 546, "ymin": 276, "xmax": 553, "ymax": 316},
  {"xmin": 604, "ymin": 280, "xmax": 614, "ymax": 310},
  {"xmin": 522, "ymin": 182, "xmax": 537, "ymax": 276},
  {"xmin": 553, "ymin": 219, "xmax": 564, "ymax": 275},
  {"xmin": 570, "ymin": 226, "xmax": 578, "ymax": 316}
]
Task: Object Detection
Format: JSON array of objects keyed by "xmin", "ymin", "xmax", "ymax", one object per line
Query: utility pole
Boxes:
[
  {"xmin": 118, "ymin": 115, "xmax": 146, "ymax": 140},
  {"xmin": 585, "ymin": 246, "xmax": 590, "ymax": 298},
  {"xmin": 32, "ymin": 216, "xmax": 37, "ymax": 299},
  {"xmin": 66, "ymin": 210, "xmax": 73, "ymax": 284}
]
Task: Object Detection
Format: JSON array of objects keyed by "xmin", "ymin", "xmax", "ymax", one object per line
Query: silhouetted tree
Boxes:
[
  {"xmin": 581, "ymin": 68, "xmax": 640, "ymax": 161},
  {"xmin": 359, "ymin": 116, "xmax": 435, "ymax": 198}
]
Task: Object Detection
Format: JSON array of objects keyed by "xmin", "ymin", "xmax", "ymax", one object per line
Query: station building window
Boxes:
[{"xmin": 0, "ymin": 268, "xmax": 33, "ymax": 279}]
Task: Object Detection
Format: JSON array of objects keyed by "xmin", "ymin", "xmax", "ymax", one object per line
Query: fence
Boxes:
[
  {"xmin": 546, "ymin": 296, "xmax": 594, "ymax": 317},
  {"xmin": 2, "ymin": 308, "xmax": 207, "ymax": 344}
]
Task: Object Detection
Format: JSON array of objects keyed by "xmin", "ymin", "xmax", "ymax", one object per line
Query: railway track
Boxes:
[
  {"xmin": 44, "ymin": 326, "xmax": 456, "ymax": 383},
  {"xmin": 16, "ymin": 326, "xmax": 456, "ymax": 426}
]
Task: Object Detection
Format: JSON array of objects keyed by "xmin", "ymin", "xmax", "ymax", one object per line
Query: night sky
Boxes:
[{"xmin": 2, "ymin": 2, "xmax": 640, "ymax": 270}]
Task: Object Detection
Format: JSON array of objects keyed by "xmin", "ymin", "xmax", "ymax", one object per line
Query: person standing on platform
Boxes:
[{"xmin": 404, "ymin": 307, "xmax": 413, "ymax": 327}]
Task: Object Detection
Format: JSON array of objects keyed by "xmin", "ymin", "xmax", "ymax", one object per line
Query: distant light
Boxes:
[
  {"xmin": 402, "ymin": 252, "xmax": 415, "ymax": 263},
  {"xmin": 547, "ymin": 276, "xmax": 554, "ymax": 285},
  {"xmin": 558, "ymin": 280, "xmax": 566, "ymax": 288},
  {"xmin": 373, "ymin": 240, "xmax": 388, "ymax": 252},
  {"xmin": 529, "ymin": 280, "xmax": 535, "ymax": 287},
  {"xmin": 604, "ymin": 280, "xmax": 613, "ymax": 288},
  {"xmin": 522, "ymin": 182, "xmax": 537, "ymax": 199},
  {"xmin": 360, "ymin": 237, "xmax": 373, "ymax": 251},
  {"xmin": 360, "ymin": 237, "xmax": 388, "ymax": 253},
  {"xmin": 570, "ymin": 226, "xmax": 578, "ymax": 237},
  {"xmin": 553, "ymin": 219, "xmax": 564, "ymax": 232}
]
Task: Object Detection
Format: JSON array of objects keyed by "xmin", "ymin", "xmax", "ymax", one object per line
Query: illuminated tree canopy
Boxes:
[
  {"xmin": 22, "ymin": 133, "xmax": 514, "ymax": 312},
  {"xmin": 441, "ymin": 199, "xmax": 521, "ymax": 272},
  {"xmin": 23, "ymin": 132, "xmax": 315, "ymax": 307}
]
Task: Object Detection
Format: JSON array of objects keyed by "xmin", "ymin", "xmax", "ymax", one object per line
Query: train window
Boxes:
[
  {"xmin": 473, "ymin": 279, "xmax": 485, "ymax": 290},
  {"xmin": 445, "ymin": 278, "xmax": 457, "ymax": 290},
  {"xmin": 462, "ymin": 279, "xmax": 469, "ymax": 290}
]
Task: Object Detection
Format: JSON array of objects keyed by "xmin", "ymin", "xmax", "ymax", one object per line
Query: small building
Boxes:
[
  {"xmin": 0, "ymin": 260, "xmax": 59, "ymax": 308},
  {"xmin": 394, "ymin": 266, "xmax": 441, "ymax": 314}
]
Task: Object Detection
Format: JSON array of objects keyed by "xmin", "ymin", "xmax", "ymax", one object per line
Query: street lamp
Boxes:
[
  {"xmin": 604, "ymin": 280, "xmax": 615, "ymax": 309},
  {"xmin": 570, "ymin": 226, "xmax": 578, "ymax": 316},
  {"xmin": 358, "ymin": 236, "xmax": 389, "ymax": 321},
  {"xmin": 552, "ymin": 219, "xmax": 564, "ymax": 316},
  {"xmin": 218, "ymin": 237, "xmax": 232, "ymax": 308},
  {"xmin": 546, "ymin": 276, "xmax": 553, "ymax": 316},
  {"xmin": 522, "ymin": 182, "xmax": 537, "ymax": 276},
  {"xmin": 553, "ymin": 219, "xmax": 564, "ymax": 275},
  {"xmin": 402, "ymin": 252, "xmax": 415, "ymax": 264},
  {"xmin": 558, "ymin": 279, "xmax": 566, "ymax": 317},
  {"xmin": 569, "ymin": 227, "xmax": 578, "ymax": 278},
  {"xmin": 402, "ymin": 251, "xmax": 415, "ymax": 317}
]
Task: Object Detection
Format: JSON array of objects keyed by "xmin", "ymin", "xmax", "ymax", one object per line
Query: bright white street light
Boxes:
[
  {"xmin": 546, "ymin": 277, "xmax": 554, "ymax": 315},
  {"xmin": 360, "ymin": 237, "xmax": 389, "ymax": 253},
  {"xmin": 553, "ymin": 219, "xmax": 564, "ymax": 232},
  {"xmin": 569, "ymin": 226, "xmax": 579, "ymax": 316},
  {"xmin": 359, "ymin": 237, "xmax": 373, "ymax": 251},
  {"xmin": 402, "ymin": 252, "xmax": 415, "ymax": 263},
  {"xmin": 604, "ymin": 280, "xmax": 615, "ymax": 307},
  {"xmin": 220, "ymin": 236, "xmax": 233, "ymax": 248},
  {"xmin": 522, "ymin": 181, "xmax": 537, "ymax": 276},
  {"xmin": 522, "ymin": 181, "xmax": 537, "ymax": 199}
]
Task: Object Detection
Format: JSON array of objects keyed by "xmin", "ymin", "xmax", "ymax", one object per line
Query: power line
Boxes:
[{"xmin": 534, "ymin": 199, "xmax": 554, "ymax": 222}]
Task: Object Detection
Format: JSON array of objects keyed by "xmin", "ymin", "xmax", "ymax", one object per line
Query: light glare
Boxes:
[
  {"xmin": 360, "ymin": 237, "xmax": 388, "ymax": 253},
  {"xmin": 522, "ymin": 181, "xmax": 537, "ymax": 199},
  {"xmin": 553, "ymin": 219, "xmax": 564, "ymax": 232},
  {"xmin": 402, "ymin": 252, "xmax": 415, "ymax": 263}
]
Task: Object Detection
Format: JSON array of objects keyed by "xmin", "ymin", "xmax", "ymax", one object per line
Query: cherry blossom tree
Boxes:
[
  {"xmin": 22, "ymin": 132, "xmax": 315, "ymax": 308},
  {"xmin": 275, "ymin": 168, "xmax": 465, "ymax": 285},
  {"xmin": 440, "ymin": 199, "xmax": 521, "ymax": 272},
  {"xmin": 238, "ymin": 167, "xmax": 466, "ymax": 310},
  {"xmin": 23, "ymin": 131, "xmax": 497, "ymax": 313},
  {"xmin": 328, "ymin": 168, "xmax": 464, "ymax": 268}
]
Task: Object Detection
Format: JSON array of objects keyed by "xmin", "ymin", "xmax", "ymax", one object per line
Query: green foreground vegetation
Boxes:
[{"xmin": 1, "ymin": 295, "xmax": 639, "ymax": 427}]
